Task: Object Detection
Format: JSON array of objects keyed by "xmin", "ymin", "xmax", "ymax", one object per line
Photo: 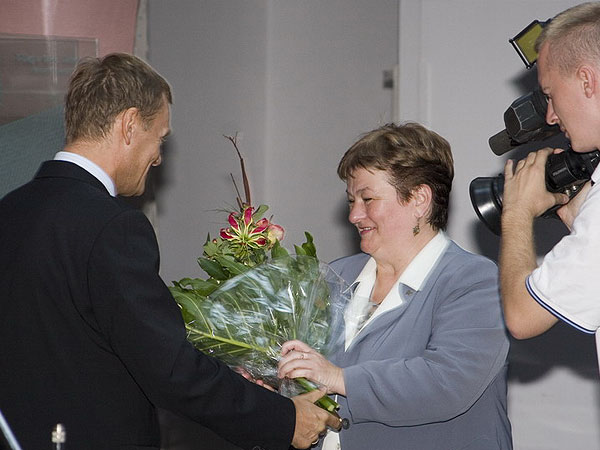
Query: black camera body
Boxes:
[
  {"xmin": 488, "ymin": 89, "xmax": 560, "ymax": 156},
  {"xmin": 470, "ymin": 149, "xmax": 600, "ymax": 235}
]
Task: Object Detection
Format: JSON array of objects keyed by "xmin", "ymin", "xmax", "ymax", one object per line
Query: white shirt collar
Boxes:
[
  {"xmin": 398, "ymin": 231, "xmax": 450, "ymax": 291},
  {"xmin": 352, "ymin": 231, "xmax": 450, "ymax": 292},
  {"xmin": 344, "ymin": 232, "xmax": 450, "ymax": 349},
  {"xmin": 54, "ymin": 151, "xmax": 117, "ymax": 197}
]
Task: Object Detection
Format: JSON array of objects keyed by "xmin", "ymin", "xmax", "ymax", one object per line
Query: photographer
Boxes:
[{"xmin": 501, "ymin": 3, "xmax": 600, "ymax": 349}]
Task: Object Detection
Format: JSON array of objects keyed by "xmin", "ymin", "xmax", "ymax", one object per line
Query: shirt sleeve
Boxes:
[{"xmin": 528, "ymin": 183, "xmax": 600, "ymax": 334}]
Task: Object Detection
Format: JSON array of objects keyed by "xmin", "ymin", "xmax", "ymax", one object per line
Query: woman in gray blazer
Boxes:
[{"xmin": 279, "ymin": 122, "xmax": 512, "ymax": 449}]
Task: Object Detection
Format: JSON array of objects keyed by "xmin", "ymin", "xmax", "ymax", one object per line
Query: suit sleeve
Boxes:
[
  {"xmin": 343, "ymin": 256, "xmax": 509, "ymax": 426},
  {"xmin": 87, "ymin": 208, "xmax": 295, "ymax": 450}
]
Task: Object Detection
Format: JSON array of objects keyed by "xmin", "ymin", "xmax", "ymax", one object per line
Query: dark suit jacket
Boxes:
[{"xmin": 0, "ymin": 161, "xmax": 294, "ymax": 450}]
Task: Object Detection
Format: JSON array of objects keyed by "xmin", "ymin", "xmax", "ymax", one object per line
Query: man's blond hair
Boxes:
[{"xmin": 536, "ymin": 2, "xmax": 600, "ymax": 75}]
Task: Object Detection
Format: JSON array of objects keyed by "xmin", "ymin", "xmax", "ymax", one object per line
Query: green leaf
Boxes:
[
  {"xmin": 197, "ymin": 257, "xmax": 229, "ymax": 280},
  {"xmin": 294, "ymin": 244, "xmax": 306, "ymax": 256},
  {"xmin": 173, "ymin": 285, "xmax": 275, "ymax": 370},
  {"xmin": 270, "ymin": 240, "xmax": 289, "ymax": 258},
  {"xmin": 301, "ymin": 232, "xmax": 317, "ymax": 257},
  {"xmin": 169, "ymin": 286, "xmax": 208, "ymax": 324},
  {"xmin": 173, "ymin": 277, "xmax": 220, "ymax": 296},
  {"xmin": 253, "ymin": 204, "xmax": 269, "ymax": 220},
  {"xmin": 214, "ymin": 255, "xmax": 250, "ymax": 276},
  {"xmin": 203, "ymin": 238, "xmax": 220, "ymax": 257}
]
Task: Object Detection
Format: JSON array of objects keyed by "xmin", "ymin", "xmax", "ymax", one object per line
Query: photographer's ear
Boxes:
[{"xmin": 578, "ymin": 65, "xmax": 597, "ymax": 98}]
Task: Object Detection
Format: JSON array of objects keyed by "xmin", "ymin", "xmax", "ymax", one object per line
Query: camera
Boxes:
[
  {"xmin": 488, "ymin": 88, "xmax": 560, "ymax": 156},
  {"xmin": 469, "ymin": 18, "xmax": 600, "ymax": 235},
  {"xmin": 470, "ymin": 150, "xmax": 600, "ymax": 235}
]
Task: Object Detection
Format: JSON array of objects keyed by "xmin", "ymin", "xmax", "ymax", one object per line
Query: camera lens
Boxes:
[{"xmin": 469, "ymin": 176, "xmax": 504, "ymax": 235}]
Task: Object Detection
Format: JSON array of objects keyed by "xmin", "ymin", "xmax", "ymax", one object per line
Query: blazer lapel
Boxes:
[
  {"xmin": 342, "ymin": 251, "xmax": 446, "ymax": 357},
  {"xmin": 343, "ymin": 287, "xmax": 415, "ymax": 354}
]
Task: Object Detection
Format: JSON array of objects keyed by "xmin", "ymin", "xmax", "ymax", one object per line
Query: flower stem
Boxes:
[{"xmin": 294, "ymin": 377, "xmax": 340, "ymax": 412}]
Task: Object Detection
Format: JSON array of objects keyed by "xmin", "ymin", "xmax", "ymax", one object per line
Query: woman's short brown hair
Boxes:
[
  {"xmin": 338, "ymin": 122, "xmax": 454, "ymax": 230},
  {"xmin": 65, "ymin": 52, "xmax": 172, "ymax": 144}
]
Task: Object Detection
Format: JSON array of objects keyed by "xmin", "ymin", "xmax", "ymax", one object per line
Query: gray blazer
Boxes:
[{"xmin": 327, "ymin": 241, "xmax": 512, "ymax": 450}]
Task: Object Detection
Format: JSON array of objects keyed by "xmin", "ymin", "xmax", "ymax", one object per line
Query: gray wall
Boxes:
[{"xmin": 147, "ymin": 0, "xmax": 397, "ymax": 285}]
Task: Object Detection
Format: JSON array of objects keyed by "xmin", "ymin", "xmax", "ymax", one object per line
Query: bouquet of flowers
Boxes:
[{"xmin": 169, "ymin": 135, "xmax": 349, "ymax": 416}]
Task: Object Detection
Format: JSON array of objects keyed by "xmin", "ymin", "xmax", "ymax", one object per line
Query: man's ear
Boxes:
[
  {"xmin": 578, "ymin": 65, "xmax": 597, "ymax": 98},
  {"xmin": 120, "ymin": 107, "xmax": 139, "ymax": 146}
]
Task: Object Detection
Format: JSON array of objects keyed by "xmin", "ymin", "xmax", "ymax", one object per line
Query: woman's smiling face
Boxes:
[{"xmin": 346, "ymin": 167, "xmax": 417, "ymax": 262}]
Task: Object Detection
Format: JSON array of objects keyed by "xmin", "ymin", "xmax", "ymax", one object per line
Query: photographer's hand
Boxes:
[
  {"xmin": 503, "ymin": 147, "xmax": 569, "ymax": 219},
  {"xmin": 557, "ymin": 181, "xmax": 592, "ymax": 231}
]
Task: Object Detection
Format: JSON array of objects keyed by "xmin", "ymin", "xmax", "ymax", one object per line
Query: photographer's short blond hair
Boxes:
[
  {"xmin": 536, "ymin": 2, "xmax": 600, "ymax": 75},
  {"xmin": 338, "ymin": 122, "xmax": 454, "ymax": 231}
]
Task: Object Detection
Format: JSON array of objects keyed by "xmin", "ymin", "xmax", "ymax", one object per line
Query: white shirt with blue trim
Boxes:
[{"xmin": 527, "ymin": 164, "xmax": 600, "ymax": 366}]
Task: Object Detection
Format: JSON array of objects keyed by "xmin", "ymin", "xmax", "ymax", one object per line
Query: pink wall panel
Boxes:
[{"xmin": 0, "ymin": 0, "xmax": 138, "ymax": 56}]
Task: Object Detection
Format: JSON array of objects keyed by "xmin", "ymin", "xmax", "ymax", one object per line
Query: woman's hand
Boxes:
[{"xmin": 278, "ymin": 340, "xmax": 346, "ymax": 396}]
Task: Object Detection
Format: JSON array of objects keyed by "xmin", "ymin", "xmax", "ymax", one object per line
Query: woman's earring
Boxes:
[{"xmin": 413, "ymin": 218, "xmax": 420, "ymax": 236}]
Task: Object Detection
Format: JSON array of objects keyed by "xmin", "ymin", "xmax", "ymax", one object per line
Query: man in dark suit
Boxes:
[{"xmin": 0, "ymin": 53, "xmax": 337, "ymax": 450}]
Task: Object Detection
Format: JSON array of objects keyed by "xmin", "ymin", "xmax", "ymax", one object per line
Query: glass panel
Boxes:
[{"xmin": 0, "ymin": 34, "xmax": 97, "ymax": 125}]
